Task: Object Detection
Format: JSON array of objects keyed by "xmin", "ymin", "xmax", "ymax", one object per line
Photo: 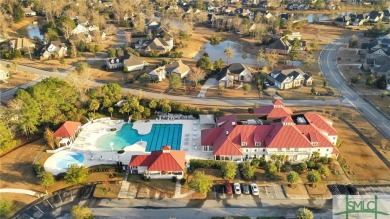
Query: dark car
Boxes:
[
  {"xmin": 241, "ymin": 184, "xmax": 250, "ymax": 195},
  {"xmin": 346, "ymin": 185, "xmax": 359, "ymax": 195},
  {"xmin": 225, "ymin": 183, "xmax": 233, "ymax": 195}
]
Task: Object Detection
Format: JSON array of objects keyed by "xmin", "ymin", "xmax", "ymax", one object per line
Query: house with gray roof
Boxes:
[
  {"xmin": 265, "ymin": 38, "xmax": 291, "ymax": 55},
  {"xmin": 268, "ymin": 69, "xmax": 312, "ymax": 90},
  {"xmin": 217, "ymin": 63, "xmax": 254, "ymax": 87},
  {"xmin": 363, "ymin": 56, "xmax": 390, "ymax": 79}
]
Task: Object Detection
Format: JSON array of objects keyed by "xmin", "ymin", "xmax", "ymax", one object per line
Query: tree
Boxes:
[
  {"xmin": 221, "ymin": 162, "xmax": 237, "ymax": 179},
  {"xmin": 241, "ymin": 162, "xmax": 255, "ymax": 179},
  {"xmin": 218, "ymin": 85, "xmax": 224, "ymax": 95},
  {"xmin": 38, "ymin": 171, "xmax": 55, "ymax": 194},
  {"xmin": 296, "ymin": 207, "xmax": 313, "ymax": 219},
  {"xmin": 45, "ymin": 28, "xmax": 60, "ymax": 41},
  {"xmin": 224, "ymin": 46, "xmax": 233, "ymax": 65},
  {"xmin": 307, "ymin": 170, "xmax": 321, "ymax": 187},
  {"xmin": 349, "ymin": 35, "xmax": 358, "ymax": 48},
  {"xmin": 188, "ymin": 170, "xmax": 213, "ymax": 194},
  {"xmin": 44, "ymin": 127, "xmax": 55, "ymax": 149},
  {"xmin": 287, "ymin": 171, "xmax": 300, "ymax": 187},
  {"xmin": 12, "ymin": 3, "xmax": 25, "ymax": 22},
  {"xmin": 311, "ymin": 86, "xmax": 316, "ymax": 95},
  {"xmin": 107, "ymin": 48, "xmax": 117, "ymax": 58},
  {"xmin": 71, "ymin": 205, "xmax": 93, "ymax": 219},
  {"xmin": 289, "ymin": 38, "xmax": 301, "ymax": 61},
  {"xmin": 197, "ymin": 55, "xmax": 213, "ymax": 70},
  {"xmin": 265, "ymin": 162, "xmax": 277, "ymax": 177},
  {"xmin": 243, "ymin": 84, "xmax": 251, "ymax": 95},
  {"xmin": 0, "ymin": 198, "xmax": 12, "ymax": 217},
  {"xmin": 213, "ymin": 59, "xmax": 224, "ymax": 71},
  {"xmin": 138, "ymin": 74, "xmax": 152, "ymax": 86},
  {"xmin": 266, "ymin": 51, "xmax": 278, "ymax": 70},
  {"xmin": 108, "ymin": 107, "xmax": 114, "ymax": 118},
  {"xmin": 0, "ymin": 120, "xmax": 18, "ymax": 153},
  {"xmin": 318, "ymin": 165, "xmax": 330, "ymax": 177},
  {"xmin": 304, "ymin": 54, "xmax": 315, "ymax": 68},
  {"xmin": 133, "ymin": 13, "xmax": 146, "ymax": 33},
  {"xmin": 89, "ymin": 99, "xmax": 100, "ymax": 114},
  {"xmin": 64, "ymin": 164, "xmax": 89, "ymax": 186},
  {"xmin": 257, "ymin": 49, "xmax": 265, "ymax": 70},
  {"xmin": 188, "ymin": 67, "xmax": 206, "ymax": 86},
  {"xmin": 376, "ymin": 75, "xmax": 387, "ymax": 90},
  {"xmin": 57, "ymin": 16, "xmax": 76, "ymax": 39},
  {"xmin": 169, "ymin": 74, "xmax": 182, "ymax": 90}
]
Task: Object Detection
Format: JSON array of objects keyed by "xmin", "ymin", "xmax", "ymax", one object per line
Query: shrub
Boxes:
[
  {"xmin": 33, "ymin": 163, "xmax": 44, "ymax": 175},
  {"xmin": 55, "ymin": 172, "xmax": 66, "ymax": 181},
  {"xmin": 307, "ymin": 160, "xmax": 315, "ymax": 169},
  {"xmin": 189, "ymin": 159, "xmax": 225, "ymax": 171},
  {"xmin": 172, "ymin": 176, "xmax": 177, "ymax": 183},
  {"xmin": 180, "ymin": 178, "xmax": 186, "ymax": 185},
  {"xmin": 259, "ymin": 157, "xmax": 267, "ymax": 167}
]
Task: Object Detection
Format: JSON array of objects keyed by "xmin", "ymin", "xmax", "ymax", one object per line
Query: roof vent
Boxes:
[
  {"xmin": 232, "ymin": 122, "xmax": 236, "ymax": 126},
  {"xmin": 226, "ymin": 131, "xmax": 229, "ymax": 135}
]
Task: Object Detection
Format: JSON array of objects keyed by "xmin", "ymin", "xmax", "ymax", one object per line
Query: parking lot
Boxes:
[
  {"xmin": 328, "ymin": 184, "xmax": 390, "ymax": 196},
  {"xmin": 210, "ymin": 184, "xmax": 286, "ymax": 200}
]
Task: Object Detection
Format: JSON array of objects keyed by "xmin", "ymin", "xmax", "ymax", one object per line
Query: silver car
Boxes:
[
  {"xmin": 233, "ymin": 183, "xmax": 241, "ymax": 195},
  {"xmin": 250, "ymin": 183, "xmax": 259, "ymax": 195}
]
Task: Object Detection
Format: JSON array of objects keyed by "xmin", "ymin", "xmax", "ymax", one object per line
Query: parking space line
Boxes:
[
  {"xmin": 273, "ymin": 185, "xmax": 278, "ymax": 199},
  {"xmin": 265, "ymin": 186, "xmax": 268, "ymax": 198},
  {"xmin": 370, "ymin": 186, "xmax": 377, "ymax": 195},
  {"xmin": 378, "ymin": 187, "xmax": 388, "ymax": 196}
]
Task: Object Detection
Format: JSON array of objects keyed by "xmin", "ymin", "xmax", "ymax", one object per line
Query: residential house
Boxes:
[
  {"xmin": 368, "ymin": 11, "xmax": 383, "ymax": 22},
  {"xmin": 148, "ymin": 66, "xmax": 166, "ymax": 82},
  {"xmin": 123, "ymin": 55, "xmax": 146, "ymax": 72},
  {"xmin": 136, "ymin": 36, "xmax": 174, "ymax": 56},
  {"xmin": 383, "ymin": 9, "xmax": 390, "ymax": 21},
  {"xmin": 217, "ymin": 63, "xmax": 254, "ymax": 87},
  {"xmin": 90, "ymin": 30, "xmax": 107, "ymax": 42},
  {"xmin": 268, "ymin": 68, "xmax": 312, "ymax": 90},
  {"xmin": 235, "ymin": 8, "xmax": 253, "ymax": 18},
  {"xmin": 363, "ymin": 55, "xmax": 390, "ymax": 79},
  {"xmin": 255, "ymin": 10, "xmax": 273, "ymax": 20},
  {"xmin": 129, "ymin": 146, "xmax": 186, "ymax": 179},
  {"xmin": 265, "ymin": 38, "xmax": 291, "ymax": 55},
  {"xmin": 71, "ymin": 24, "xmax": 99, "ymax": 35},
  {"xmin": 105, "ymin": 57, "xmax": 125, "ymax": 70},
  {"xmin": 0, "ymin": 64, "xmax": 10, "ymax": 81},
  {"xmin": 211, "ymin": 14, "xmax": 234, "ymax": 30},
  {"xmin": 9, "ymin": 38, "xmax": 35, "ymax": 50},
  {"xmin": 41, "ymin": 41, "xmax": 68, "ymax": 59},
  {"xmin": 201, "ymin": 100, "xmax": 339, "ymax": 162},
  {"xmin": 24, "ymin": 8, "xmax": 36, "ymax": 17},
  {"xmin": 165, "ymin": 60, "xmax": 190, "ymax": 78},
  {"xmin": 333, "ymin": 16, "xmax": 351, "ymax": 27},
  {"xmin": 350, "ymin": 13, "xmax": 368, "ymax": 26},
  {"xmin": 53, "ymin": 121, "xmax": 82, "ymax": 147}
]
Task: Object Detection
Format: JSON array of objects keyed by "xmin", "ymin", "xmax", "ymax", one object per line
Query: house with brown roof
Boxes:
[
  {"xmin": 53, "ymin": 121, "xmax": 82, "ymax": 147},
  {"xmin": 136, "ymin": 36, "xmax": 174, "ymax": 56},
  {"xmin": 201, "ymin": 100, "xmax": 339, "ymax": 162},
  {"xmin": 217, "ymin": 63, "xmax": 254, "ymax": 88},
  {"xmin": 41, "ymin": 41, "xmax": 68, "ymax": 59},
  {"xmin": 265, "ymin": 38, "xmax": 291, "ymax": 55},
  {"xmin": 129, "ymin": 146, "xmax": 186, "ymax": 179}
]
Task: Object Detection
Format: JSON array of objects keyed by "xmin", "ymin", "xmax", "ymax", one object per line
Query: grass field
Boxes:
[{"xmin": 93, "ymin": 182, "xmax": 121, "ymax": 198}]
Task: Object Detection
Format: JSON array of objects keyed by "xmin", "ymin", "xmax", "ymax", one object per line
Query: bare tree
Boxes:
[
  {"xmin": 224, "ymin": 46, "xmax": 233, "ymax": 65},
  {"xmin": 265, "ymin": 51, "xmax": 278, "ymax": 70},
  {"xmin": 188, "ymin": 67, "xmax": 206, "ymax": 86}
]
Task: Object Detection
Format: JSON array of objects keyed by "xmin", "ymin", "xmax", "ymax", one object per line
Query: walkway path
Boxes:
[
  {"xmin": 0, "ymin": 188, "xmax": 44, "ymax": 197},
  {"xmin": 117, "ymin": 170, "xmax": 132, "ymax": 199},
  {"xmin": 173, "ymin": 181, "xmax": 195, "ymax": 198},
  {"xmin": 197, "ymin": 78, "xmax": 218, "ymax": 98}
]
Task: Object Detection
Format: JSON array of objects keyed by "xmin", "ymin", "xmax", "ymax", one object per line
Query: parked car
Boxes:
[
  {"xmin": 233, "ymin": 183, "xmax": 241, "ymax": 195},
  {"xmin": 346, "ymin": 185, "xmax": 359, "ymax": 195},
  {"xmin": 241, "ymin": 184, "xmax": 250, "ymax": 195},
  {"xmin": 250, "ymin": 183, "xmax": 259, "ymax": 195},
  {"xmin": 225, "ymin": 183, "xmax": 233, "ymax": 195}
]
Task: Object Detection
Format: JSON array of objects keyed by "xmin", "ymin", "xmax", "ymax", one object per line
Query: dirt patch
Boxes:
[
  {"xmin": 0, "ymin": 193, "xmax": 37, "ymax": 217},
  {"xmin": 305, "ymin": 184, "xmax": 332, "ymax": 199},
  {"xmin": 190, "ymin": 168, "xmax": 224, "ymax": 181},
  {"xmin": 93, "ymin": 182, "xmax": 121, "ymax": 198},
  {"xmin": 128, "ymin": 175, "xmax": 176, "ymax": 196},
  {"xmin": 206, "ymin": 84, "xmax": 261, "ymax": 99},
  {"xmin": 283, "ymin": 184, "xmax": 310, "ymax": 199}
]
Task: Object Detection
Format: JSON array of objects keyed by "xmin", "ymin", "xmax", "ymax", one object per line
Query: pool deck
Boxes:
[{"xmin": 44, "ymin": 118, "xmax": 213, "ymax": 175}]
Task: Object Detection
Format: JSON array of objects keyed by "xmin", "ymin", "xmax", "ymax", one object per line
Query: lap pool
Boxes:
[{"xmin": 95, "ymin": 123, "xmax": 182, "ymax": 151}]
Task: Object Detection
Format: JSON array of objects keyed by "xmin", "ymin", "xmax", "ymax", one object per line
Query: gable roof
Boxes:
[
  {"xmin": 217, "ymin": 63, "xmax": 253, "ymax": 80},
  {"xmin": 267, "ymin": 38, "xmax": 291, "ymax": 51},
  {"xmin": 165, "ymin": 60, "xmax": 190, "ymax": 75},
  {"xmin": 129, "ymin": 148, "xmax": 185, "ymax": 171},
  {"xmin": 53, "ymin": 121, "xmax": 81, "ymax": 138},
  {"xmin": 270, "ymin": 69, "xmax": 306, "ymax": 84},
  {"xmin": 253, "ymin": 100, "xmax": 293, "ymax": 118},
  {"xmin": 124, "ymin": 55, "xmax": 144, "ymax": 67},
  {"xmin": 304, "ymin": 113, "xmax": 338, "ymax": 135},
  {"xmin": 265, "ymin": 123, "xmax": 313, "ymax": 148}
]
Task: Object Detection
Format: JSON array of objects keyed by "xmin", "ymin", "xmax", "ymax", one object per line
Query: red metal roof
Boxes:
[
  {"xmin": 296, "ymin": 125, "xmax": 334, "ymax": 147},
  {"xmin": 304, "ymin": 113, "xmax": 338, "ymax": 135},
  {"xmin": 272, "ymin": 99, "xmax": 284, "ymax": 105},
  {"xmin": 253, "ymin": 103, "xmax": 293, "ymax": 119},
  {"xmin": 129, "ymin": 149, "xmax": 186, "ymax": 172},
  {"xmin": 265, "ymin": 123, "xmax": 313, "ymax": 148},
  {"xmin": 52, "ymin": 121, "xmax": 81, "ymax": 138}
]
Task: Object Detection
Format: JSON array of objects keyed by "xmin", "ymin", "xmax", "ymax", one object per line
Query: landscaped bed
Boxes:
[{"xmin": 93, "ymin": 182, "xmax": 121, "ymax": 198}]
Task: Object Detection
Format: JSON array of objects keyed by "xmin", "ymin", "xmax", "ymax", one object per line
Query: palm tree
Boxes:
[
  {"xmin": 224, "ymin": 46, "xmax": 233, "ymax": 65},
  {"xmin": 296, "ymin": 207, "xmax": 313, "ymax": 219},
  {"xmin": 287, "ymin": 171, "xmax": 300, "ymax": 188}
]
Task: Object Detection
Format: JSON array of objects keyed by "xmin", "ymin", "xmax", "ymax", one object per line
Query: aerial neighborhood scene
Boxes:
[{"xmin": 1, "ymin": 0, "xmax": 390, "ymax": 218}]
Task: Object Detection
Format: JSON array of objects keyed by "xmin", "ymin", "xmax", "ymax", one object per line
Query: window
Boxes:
[
  {"xmin": 318, "ymin": 149, "xmax": 320, "ymax": 152},
  {"xmin": 286, "ymin": 148, "xmax": 290, "ymax": 151},
  {"xmin": 263, "ymin": 149, "xmax": 266, "ymax": 152},
  {"xmin": 326, "ymin": 149, "xmax": 329, "ymax": 151},
  {"xmin": 255, "ymin": 142, "xmax": 261, "ymax": 146},
  {"xmin": 246, "ymin": 149, "xmax": 249, "ymax": 152},
  {"xmin": 241, "ymin": 142, "xmax": 247, "ymax": 146},
  {"xmin": 278, "ymin": 148, "xmax": 282, "ymax": 151},
  {"xmin": 294, "ymin": 148, "xmax": 299, "ymax": 151}
]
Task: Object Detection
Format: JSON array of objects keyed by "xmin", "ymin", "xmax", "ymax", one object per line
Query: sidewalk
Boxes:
[
  {"xmin": 197, "ymin": 78, "xmax": 217, "ymax": 98},
  {"xmin": 0, "ymin": 188, "xmax": 44, "ymax": 197}
]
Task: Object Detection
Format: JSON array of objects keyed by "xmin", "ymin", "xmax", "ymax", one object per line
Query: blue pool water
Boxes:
[
  {"xmin": 96, "ymin": 123, "xmax": 182, "ymax": 151},
  {"xmin": 56, "ymin": 152, "xmax": 84, "ymax": 169}
]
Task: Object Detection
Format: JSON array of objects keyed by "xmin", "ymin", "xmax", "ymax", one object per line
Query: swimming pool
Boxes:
[
  {"xmin": 55, "ymin": 152, "xmax": 84, "ymax": 169},
  {"xmin": 95, "ymin": 123, "xmax": 182, "ymax": 151}
]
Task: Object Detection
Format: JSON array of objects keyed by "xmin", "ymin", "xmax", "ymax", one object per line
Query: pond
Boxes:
[
  {"xmin": 194, "ymin": 40, "xmax": 260, "ymax": 66},
  {"xmin": 18, "ymin": 24, "xmax": 44, "ymax": 40},
  {"xmin": 302, "ymin": 14, "xmax": 333, "ymax": 23}
]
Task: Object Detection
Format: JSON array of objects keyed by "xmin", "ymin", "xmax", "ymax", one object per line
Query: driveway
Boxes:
[
  {"xmin": 319, "ymin": 37, "xmax": 390, "ymax": 141},
  {"xmin": 197, "ymin": 78, "xmax": 218, "ymax": 98}
]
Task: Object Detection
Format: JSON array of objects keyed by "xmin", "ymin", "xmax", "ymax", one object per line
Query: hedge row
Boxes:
[{"xmin": 189, "ymin": 159, "xmax": 225, "ymax": 170}]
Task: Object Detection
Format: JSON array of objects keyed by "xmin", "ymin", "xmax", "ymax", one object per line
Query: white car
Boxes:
[
  {"xmin": 233, "ymin": 183, "xmax": 241, "ymax": 195},
  {"xmin": 250, "ymin": 183, "xmax": 259, "ymax": 195}
]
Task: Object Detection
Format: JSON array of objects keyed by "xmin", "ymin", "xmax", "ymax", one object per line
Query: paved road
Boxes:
[{"xmin": 319, "ymin": 38, "xmax": 390, "ymax": 141}]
